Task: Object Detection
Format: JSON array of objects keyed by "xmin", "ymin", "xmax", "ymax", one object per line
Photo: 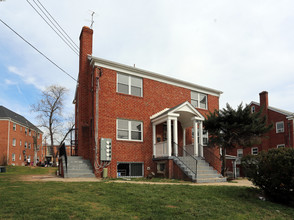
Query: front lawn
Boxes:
[{"xmin": 0, "ymin": 166, "xmax": 293, "ymax": 219}]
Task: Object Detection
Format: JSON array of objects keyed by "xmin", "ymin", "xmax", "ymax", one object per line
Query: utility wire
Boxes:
[
  {"xmin": 0, "ymin": 18, "xmax": 77, "ymax": 82},
  {"xmin": 35, "ymin": 0, "xmax": 79, "ymax": 50},
  {"xmin": 26, "ymin": 0, "xmax": 79, "ymax": 56}
]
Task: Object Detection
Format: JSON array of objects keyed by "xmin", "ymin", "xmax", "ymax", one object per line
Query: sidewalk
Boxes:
[{"xmin": 21, "ymin": 175, "xmax": 255, "ymax": 187}]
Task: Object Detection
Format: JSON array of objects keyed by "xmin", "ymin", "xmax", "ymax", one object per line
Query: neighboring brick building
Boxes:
[
  {"xmin": 74, "ymin": 26, "xmax": 223, "ymax": 180},
  {"xmin": 226, "ymin": 91, "xmax": 294, "ymax": 177},
  {"xmin": 0, "ymin": 106, "xmax": 43, "ymax": 166}
]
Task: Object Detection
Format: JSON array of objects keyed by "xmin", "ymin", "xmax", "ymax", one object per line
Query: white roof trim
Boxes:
[
  {"xmin": 250, "ymin": 101, "xmax": 294, "ymax": 116},
  {"xmin": 89, "ymin": 55, "xmax": 222, "ymax": 97}
]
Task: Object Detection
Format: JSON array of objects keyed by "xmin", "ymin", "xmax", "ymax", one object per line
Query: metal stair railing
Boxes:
[{"xmin": 172, "ymin": 142, "xmax": 197, "ymax": 178}]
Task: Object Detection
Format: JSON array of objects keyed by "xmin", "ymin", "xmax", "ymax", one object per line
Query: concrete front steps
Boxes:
[
  {"xmin": 173, "ymin": 156, "xmax": 227, "ymax": 183},
  {"xmin": 62, "ymin": 156, "xmax": 96, "ymax": 178}
]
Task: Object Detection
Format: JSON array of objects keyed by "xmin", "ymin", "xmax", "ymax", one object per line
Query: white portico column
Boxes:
[
  {"xmin": 199, "ymin": 121, "xmax": 204, "ymax": 157},
  {"xmin": 167, "ymin": 118, "xmax": 172, "ymax": 157},
  {"xmin": 173, "ymin": 118, "xmax": 178, "ymax": 156},
  {"xmin": 152, "ymin": 124, "xmax": 156, "ymax": 157},
  {"xmin": 183, "ymin": 128, "xmax": 186, "ymax": 156},
  {"xmin": 193, "ymin": 120, "xmax": 198, "ymax": 157}
]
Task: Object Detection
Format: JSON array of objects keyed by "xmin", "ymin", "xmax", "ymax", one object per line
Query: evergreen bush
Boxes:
[{"xmin": 242, "ymin": 148, "xmax": 294, "ymax": 206}]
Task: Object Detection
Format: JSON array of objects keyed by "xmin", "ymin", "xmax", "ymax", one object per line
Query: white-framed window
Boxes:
[
  {"xmin": 37, "ymin": 133, "xmax": 40, "ymax": 139},
  {"xmin": 12, "ymin": 154, "xmax": 15, "ymax": 161},
  {"xmin": 117, "ymin": 119, "xmax": 143, "ymax": 141},
  {"xmin": 192, "ymin": 128, "xmax": 209, "ymax": 146},
  {"xmin": 20, "ymin": 140, "xmax": 22, "ymax": 147},
  {"xmin": 12, "ymin": 138, "xmax": 16, "ymax": 147},
  {"xmin": 117, "ymin": 162, "xmax": 143, "ymax": 177},
  {"xmin": 237, "ymin": 149, "xmax": 243, "ymax": 158},
  {"xmin": 13, "ymin": 123, "xmax": 16, "ymax": 131},
  {"xmin": 25, "ymin": 142, "xmax": 27, "ymax": 148},
  {"xmin": 28, "ymin": 143, "xmax": 31, "ymax": 149},
  {"xmin": 20, "ymin": 126, "xmax": 22, "ymax": 131},
  {"xmin": 25, "ymin": 128, "xmax": 28, "ymax": 135},
  {"xmin": 156, "ymin": 162, "xmax": 166, "ymax": 174},
  {"xmin": 191, "ymin": 91, "xmax": 207, "ymax": 109},
  {"xmin": 277, "ymin": 144, "xmax": 285, "ymax": 148},
  {"xmin": 29, "ymin": 130, "xmax": 31, "ymax": 136},
  {"xmin": 251, "ymin": 147, "xmax": 258, "ymax": 155},
  {"xmin": 276, "ymin": 121, "xmax": 284, "ymax": 133},
  {"xmin": 19, "ymin": 154, "xmax": 21, "ymax": 160},
  {"xmin": 251, "ymin": 106, "xmax": 255, "ymax": 113},
  {"xmin": 117, "ymin": 73, "xmax": 143, "ymax": 97}
]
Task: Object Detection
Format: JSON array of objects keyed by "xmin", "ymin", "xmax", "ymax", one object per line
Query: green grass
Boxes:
[{"xmin": 0, "ymin": 166, "xmax": 293, "ymax": 219}]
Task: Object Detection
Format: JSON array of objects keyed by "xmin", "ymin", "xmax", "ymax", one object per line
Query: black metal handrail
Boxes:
[
  {"xmin": 172, "ymin": 142, "xmax": 198, "ymax": 177},
  {"xmin": 203, "ymin": 146, "xmax": 222, "ymax": 174}
]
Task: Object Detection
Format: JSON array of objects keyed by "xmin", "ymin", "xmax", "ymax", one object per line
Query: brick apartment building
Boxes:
[
  {"xmin": 73, "ymin": 26, "xmax": 224, "ymax": 181},
  {"xmin": 0, "ymin": 106, "xmax": 43, "ymax": 166},
  {"xmin": 226, "ymin": 91, "xmax": 294, "ymax": 177}
]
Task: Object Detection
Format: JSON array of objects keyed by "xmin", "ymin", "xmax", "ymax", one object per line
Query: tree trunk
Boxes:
[{"xmin": 221, "ymin": 147, "xmax": 226, "ymax": 176}]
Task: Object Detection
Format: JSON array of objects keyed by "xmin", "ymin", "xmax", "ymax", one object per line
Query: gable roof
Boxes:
[
  {"xmin": 249, "ymin": 101, "xmax": 294, "ymax": 116},
  {"xmin": 0, "ymin": 106, "xmax": 43, "ymax": 133},
  {"xmin": 89, "ymin": 55, "xmax": 223, "ymax": 97}
]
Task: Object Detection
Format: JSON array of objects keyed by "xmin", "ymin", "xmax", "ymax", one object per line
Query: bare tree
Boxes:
[{"xmin": 31, "ymin": 85, "xmax": 68, "ymax": 166}]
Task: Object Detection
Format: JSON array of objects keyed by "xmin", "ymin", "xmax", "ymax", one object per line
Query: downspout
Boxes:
[
  {"xmin": 7, "ymin": 119, "xmax": 11, "ymax": 164},
  {"xmin": 94, "ymin": 67, "xmax": 100, "ymax": 165}
]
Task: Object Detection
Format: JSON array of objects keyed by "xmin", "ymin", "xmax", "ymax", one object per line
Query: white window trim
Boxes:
[
  {"xmin": 276, "ymin": 121, "xmax": 284, "ymax": 133},
  {"xmin": 12, "ymin": 154, "xmax": 15, "ymax": 161},
  {"xmin": 117, "ymin": 162, "xmax": 144, "ymax": 178},
  {"xmin": 237, "ymin": 149, "xmax": 243, "ymax": 158},
  {"xmin": 12, "ymin": 138, "xmax": 16, "ymax": 147},
  {"xmin": 117, "ymin": 72, "xmax": 143, "ymax": 97},
  {"xmin": 251, "ymin": 106, "xmax": 255, "ymax": 113},
  {"xmin": 191, "ymin": 91, "xmax": 208, "ymax": 110},
  {"xmin": 277, "ymin": 144, "xmax": 285, "ymax": 148},
  {"xmin": 251, "ymin": 147, "xmax": 258, "ymax": 155},
  {"xmin": 116, "ymin": 119, "xmax": 143, "ymax": 142}
]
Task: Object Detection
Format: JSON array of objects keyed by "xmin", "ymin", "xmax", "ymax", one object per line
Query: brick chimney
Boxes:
[
  {"xmin": 76, "ymin": 26, "xmax": 93, "ymax": 159},
  {"xmin": 259, "ymin": 91, "xmax": 268, "ymax": 115}
]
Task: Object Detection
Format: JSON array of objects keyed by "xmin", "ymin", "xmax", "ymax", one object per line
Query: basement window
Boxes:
[
  {"xmin": 277, "ymin": 144, "xmax": 285, "ymax": 148},
  {"xmin": 117, "ymin": 162, "xmax": 143, "ymax": 177}
]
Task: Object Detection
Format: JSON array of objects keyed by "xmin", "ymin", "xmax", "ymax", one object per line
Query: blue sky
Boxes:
[{"xmin": 1, "ymin": 0, "xmax": 294, "ymax": 134}]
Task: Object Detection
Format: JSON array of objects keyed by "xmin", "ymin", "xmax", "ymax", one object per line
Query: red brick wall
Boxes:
[
  {"xmin": 75, "ymin": 27, "xmax": 221, "ymax": 179},
  {"xmin": 0, "ymin": 120, "xmax": 43, "ymax": 166}
]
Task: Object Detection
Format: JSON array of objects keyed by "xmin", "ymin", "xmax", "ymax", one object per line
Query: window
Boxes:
[
  {"xmin": 19, "ymin": 154, "xmax": 21, "ymax": 160},
  {"xmin": 117, "ymin": 162, "xmax": 143, "ymax": 177},
  {"xmin": 157, "ymin": 162, "xmax": 166, "ymax": 174},
  {"xmin": 251, "ymin": 106, "xmax": 255, "ymax": 113},
  {"xmin": 117, "ymin": 119, "xmax": 143, "ymax": 141},
  {"xmin": 13, "ymin": 123, "xmax": 16, "ymax": 131},
  {"xmin": 117, "ymin": 73, "xmax": 142, "ymax": 97},
  {"xmin": 251, "ymin": 147, "xmax": 258, "ymax": 155},
  {"xmin": 237, "ymin": 149, "xmax": 243, "ymax": 158},
  {"xmin": 12, "ymin": 154, "xmax": 15, "ymax": 161},
  {"xmin": 25, "ymin": 142, "xmax": 27, "ymax": 148},
  {"xmin": 276, "ymin": 121, "xmax": 284, "ymax": 133},
  {"xmin": 20, "ymin": 126, "xmax": 22, "ymax": 131},
  {"xmin": 28, "ymin": 143, "xmax": 31, "ymax": 149},
  {"xmin": 38, "ymin": 133, "xmax": 40, "ymax": 139},
  {"xmin": 191, "ymin": 91, "xmax": 207, "ymax": 109},
  {"xmin": 25, "ymin": 128, "xmax": 28, "ymax": 135},
  {"xmin": 29, "ymin": 130, "xmax": 31, "ymax": 136},
  {"xmin": 192, "ymin": 127, "xmax": 208, "ymax": 146},
  {"xmin": 20, "ymin": 140, "xmax": 22, "ymax": 147},
  {"xmin": 277, "ymin": 144, "xmax": 285, "ymax": 148},
  {"xmin": 12, "ymin": 138, "xmax": 16, "ymax": 147}
]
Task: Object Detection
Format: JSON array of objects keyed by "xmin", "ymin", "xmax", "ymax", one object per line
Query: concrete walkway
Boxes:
[{"xmin": 20, "ymin": 175, "xmax": 256, "ymax": 187}]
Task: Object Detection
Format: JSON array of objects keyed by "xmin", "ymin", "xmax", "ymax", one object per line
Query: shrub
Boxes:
[{"xmin": 242, "ymin": 148, "xmax": 294, "ymax": 205}]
